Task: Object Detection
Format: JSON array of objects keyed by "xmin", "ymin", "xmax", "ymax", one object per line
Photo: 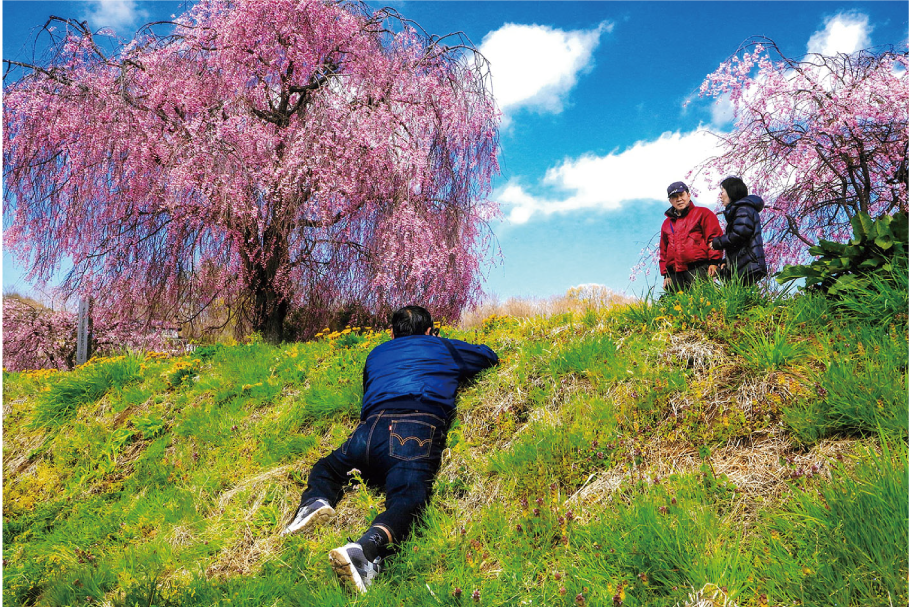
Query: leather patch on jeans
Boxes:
[{"xmin": 389, "ymin": 419, "xmax": 436, "ymax": 461}]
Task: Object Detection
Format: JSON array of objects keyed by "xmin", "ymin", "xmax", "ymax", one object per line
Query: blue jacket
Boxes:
[
  {"xmin": 361, "ymin": 335, "xmax": 499, "ymax": 420},
  {"xmin": 711, "ymin": 194, "xmax": 768, "ymax": 280}
]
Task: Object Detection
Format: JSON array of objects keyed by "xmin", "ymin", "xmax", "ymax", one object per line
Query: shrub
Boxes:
[{"xmin": 777, "ymin": 210, "xmax": 909, "ymax": 295}]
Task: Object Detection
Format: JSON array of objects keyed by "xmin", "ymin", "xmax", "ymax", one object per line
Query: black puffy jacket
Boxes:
[{"xmin": 711, "ymin": 195, "xmax": 767, "ymax": 280}]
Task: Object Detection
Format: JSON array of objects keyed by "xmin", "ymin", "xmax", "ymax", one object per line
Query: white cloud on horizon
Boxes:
[
  {"xmin": 479, "ymin": 21, "xmax": 612, "ymax": 117},
  {"xmin": 807, "ymin": 12, "xmax": 873, "ymax": 55},
  {"xmin": 497, "ymin": 129, "xmax": 723, "ymax": 224},
  {"xmin": 82, "ymin": 1, "xmax": 149, "ymax": 35}
]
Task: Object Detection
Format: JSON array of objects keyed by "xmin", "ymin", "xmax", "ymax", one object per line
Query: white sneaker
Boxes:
[
  {"xmin": 328, "ymin": 542, "xmax": 382, "ymax": 593},
  {"xmin": 280, "ymin": 499, "xmax": 335, "ymax": 536}
]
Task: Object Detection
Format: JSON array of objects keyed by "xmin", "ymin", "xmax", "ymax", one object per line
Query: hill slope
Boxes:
[{"xmin": 3, "ymin": 281, "xmax": 908, "ymax": 607}]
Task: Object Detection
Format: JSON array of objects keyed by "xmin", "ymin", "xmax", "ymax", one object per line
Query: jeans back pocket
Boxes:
[{"xmin": 389, "ymin": 419, "xmax": 436, "ymax": 461}]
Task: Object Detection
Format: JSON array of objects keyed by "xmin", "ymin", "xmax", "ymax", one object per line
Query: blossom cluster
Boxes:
[{"xmin": 2, "ymin": 298, "xmax": 175, "ymax": 372}]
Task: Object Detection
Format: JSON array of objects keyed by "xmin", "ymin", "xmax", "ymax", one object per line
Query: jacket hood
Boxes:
[{"xmin": 732, "ymin": 195, "xmax": 765, "ymax": 212}]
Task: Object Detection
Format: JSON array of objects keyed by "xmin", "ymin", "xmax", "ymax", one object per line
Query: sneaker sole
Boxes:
[
  {"xmin": 328, "ymin": 547, "xmax": 367, "ymax": 593},
  {"xmin": 280, "ymin": 505, "xmax": 335, "ymax": 536}
]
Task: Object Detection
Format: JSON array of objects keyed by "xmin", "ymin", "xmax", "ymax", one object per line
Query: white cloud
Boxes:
[
  {"xmin": 709, "ymin": 94, "xmax": 736, "ymax": 127},
  {"xmin": 807, "ymin": 12, "xmax": 872, "ymax": 56},
  {"xmin": 704, "ymin": 12, "xmax": 874, "ymax": 128},
  {"xmin": 498, "ymin": 129, "xmax": 723, "ymax": 224},
  {"xmin": 82, "ymin": 1, "xmax": 149, "ymax": 34},
  {"xmin": 479, "ymin": 21, "xmax": 612, "ymax": 116}
]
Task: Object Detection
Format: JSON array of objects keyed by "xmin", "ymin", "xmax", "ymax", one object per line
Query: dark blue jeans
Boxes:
[{"xmin": 299, "ymin": 409, "xmax": 448, "ymax": 546}]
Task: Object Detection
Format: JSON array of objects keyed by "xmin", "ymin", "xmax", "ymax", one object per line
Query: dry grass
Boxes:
[
  {"xmin": 567, "ymin": 433, "xmax": 869, "ymax": 515},
  {"xmin": 218, "ymin": 465, "xmax": 294, "ymax": 512},
  {"xmin": 206, "ymin": 526, "xmax": 282, "ymax": 578},
  {"xmin": 460, "ymin": 285, "xmax": 637, "ymax": 329},
  {"xmin": 678, "ymin": 583, "xmax": 739, "ymax": 607},
  {"xmin": 662, "ymin": 331, "xmax": 732, "ymax": 373}
]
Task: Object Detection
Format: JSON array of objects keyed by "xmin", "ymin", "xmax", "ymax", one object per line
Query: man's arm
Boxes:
[
  {"xmin": 703, "ymin": 210, "xmax": 724, "ymax": 262},
  {"xmin": 444, "ymin": 338, "xmax": 499, "ymax": 379}
]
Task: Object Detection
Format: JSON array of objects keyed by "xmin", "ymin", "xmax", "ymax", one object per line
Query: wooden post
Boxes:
[{"xmin": 76, "ymin": 298, "xmax": 92, "ymax": 366}]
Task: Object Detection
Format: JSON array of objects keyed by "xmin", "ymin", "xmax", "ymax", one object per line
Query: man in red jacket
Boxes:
[{"xmin": 660, "ymin": 181, "xmax": 723, "ymax": 292}]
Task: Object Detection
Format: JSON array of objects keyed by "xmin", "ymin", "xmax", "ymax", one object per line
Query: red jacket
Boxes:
[{"xmin": 660, "ymin": 203, "xmax": 723, "ymax": 274}]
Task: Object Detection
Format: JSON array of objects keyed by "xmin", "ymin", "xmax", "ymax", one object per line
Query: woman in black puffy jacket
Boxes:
[{"xmin": 710, "ymin": 176, "xmax": 767, "ymax": 285}]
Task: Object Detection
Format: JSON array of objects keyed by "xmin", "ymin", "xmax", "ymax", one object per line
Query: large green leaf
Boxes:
[
  {"xmin": 856, "ymin": 213, "xmax": 876, "ymax": 241},
  {"xmin": 876, "ymin": 216, "xmax": 894, "ymax": 237},
  {"xmin": 890, "ymin": 212, "xmax": 908, "ymax": 242},
  {"xmin": 816, "ymin": 240, "xmax": 846, "ymax": 255},
  {"xmin": 777, "ymin": 264, "xmax": 822, "ymax": 284},
  {"xmin": 828, "ymin": 273, "xmax": 864, "ymax": 295},
  {"xmin": 874, "ymin": 235, "xmax": 894, "ymax": 250},
  {"xmin": 775, "ymin": 211, "xmax": 907, "ymax": 293}
]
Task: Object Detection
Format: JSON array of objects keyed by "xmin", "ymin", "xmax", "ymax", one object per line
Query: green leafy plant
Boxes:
[{"xmin": 777, "ymin": 211, "xmax": 909, "ymax": 295}]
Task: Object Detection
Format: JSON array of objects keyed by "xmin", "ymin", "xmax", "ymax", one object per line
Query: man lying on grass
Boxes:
[{"xmin": 281, "ymin": 305, "xmax": 499, "ymax": 592}]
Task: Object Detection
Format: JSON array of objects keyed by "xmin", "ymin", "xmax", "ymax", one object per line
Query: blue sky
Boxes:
[{"xmin": 3, "ymin": 1, "xmax": 908, "ymax": 302}]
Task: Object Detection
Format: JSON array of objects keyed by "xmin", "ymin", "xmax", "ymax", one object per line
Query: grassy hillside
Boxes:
[{"xmin": 3, "ymin": 281, "xmax": 908, "ymax": 607}]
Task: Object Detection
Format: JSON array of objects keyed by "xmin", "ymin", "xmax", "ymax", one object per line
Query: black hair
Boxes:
[
  {"xmin": 720, "ymin": 176, "xmax": 748, "ymax": 202},
  {"xmin": 390, "ymin": 305, "xmax": 433, "ymax": 338}
]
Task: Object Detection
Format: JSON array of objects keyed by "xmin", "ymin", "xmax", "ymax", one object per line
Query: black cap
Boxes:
[{"xmin": 667, "ymin": 181, "xmax": 689, "ymax": 197}]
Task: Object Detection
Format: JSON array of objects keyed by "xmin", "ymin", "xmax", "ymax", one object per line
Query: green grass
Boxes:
[
  {"xmin": 3, "ymin": 289, "xmax": 907, "ymax": 607},
  {"xmin": 30, "ymin": 352, "xmax": 145, "ymax": 427},
  {"xmin": 732, "ymin": 318, "xmax": 808, "ymax": 372}
]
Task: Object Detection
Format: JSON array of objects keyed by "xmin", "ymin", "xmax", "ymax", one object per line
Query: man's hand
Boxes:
[
  {"xmin": 663, "ymin": 276, "xmax": 670, "ymax": 289},
  {"xmin": 707, "ymin": 265, "xmax": 718, "ymax": 278}
]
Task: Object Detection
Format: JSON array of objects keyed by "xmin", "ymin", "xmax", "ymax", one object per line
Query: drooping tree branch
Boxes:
[{"xmin": 4, "ymin": 0, "xmax": 500, "ymax": 343}]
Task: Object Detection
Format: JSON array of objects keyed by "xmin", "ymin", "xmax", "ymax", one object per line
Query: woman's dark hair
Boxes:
[
  {"xmin": 390, "ymin": 305, "xmax": 433, "ymax": 337},
  {"xmin": 720, "ymin": 176, "xmax": 749, "ymax": 202}
]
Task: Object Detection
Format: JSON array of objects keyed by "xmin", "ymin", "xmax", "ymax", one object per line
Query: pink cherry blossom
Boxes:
[
  {"xmin": 692, "ymin": 38, "xmax": 907, "ymax": 271},
  {"xmin": 4, "ymin": 0, "xmax": 500, "ymax": 343},
  {"xmin": 2, "ymin": 297, "xmax": 174, "ymax": 371}
]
